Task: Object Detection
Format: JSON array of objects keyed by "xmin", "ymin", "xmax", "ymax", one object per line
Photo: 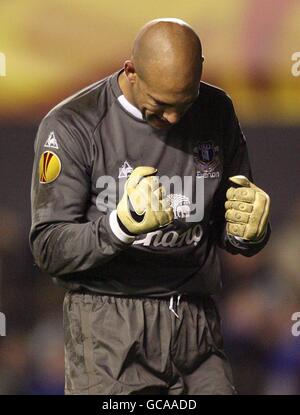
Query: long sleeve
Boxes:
[
  {"xmin": 29, "ymin": 112, "xmax": 135, "ymax": 276},
  {"xmin": 211, "ymin": 96, "xmax": 271, "ymax": 256}
]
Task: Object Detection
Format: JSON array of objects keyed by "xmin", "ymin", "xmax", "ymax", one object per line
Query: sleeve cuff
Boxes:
[
  {"xmin": 226, "ymin": 226, "xmax": 268, "ymax": 249},
  {"xmin": 109, "ymin": 210, "xmax": 136, "ymax": 244}
]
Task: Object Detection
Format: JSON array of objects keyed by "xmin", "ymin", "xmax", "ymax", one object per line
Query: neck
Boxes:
[{"xmin": 118, "ymin": 71, "xmax": 136, "ymax": 107}]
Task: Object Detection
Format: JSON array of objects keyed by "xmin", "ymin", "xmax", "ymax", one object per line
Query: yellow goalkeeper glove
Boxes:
[
  {"xmin": 225, "ymin": 175, "xmax": 270, "ymax": 241},
  {"xmin": 117, "ymin": 166, "xmax": 174, "ymax": 235}
]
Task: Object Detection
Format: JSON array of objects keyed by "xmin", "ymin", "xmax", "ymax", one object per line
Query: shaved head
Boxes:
[
  {"xmin": 119, "ymin": 18, "xmax": 204, "ymax": 129},
  {"xmin": 132, "ymin": 18, "xmax": 203, "ymax": 92}
]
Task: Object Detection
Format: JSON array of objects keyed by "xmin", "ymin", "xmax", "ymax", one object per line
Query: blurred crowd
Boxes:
[
  {"xmin": 0, "ymin": 207, "xmax": 64, "ymax": 394},
  {"xmin": 218, "ymin": 198, "xmax": 300, "ymax": 394},
  {"xmin": 0, "ymin": 0, "xmax": 299, "ymax": 396},
  {"xmin": 0, "ymin": 194, "xmax": 299, "ymax": 395}
]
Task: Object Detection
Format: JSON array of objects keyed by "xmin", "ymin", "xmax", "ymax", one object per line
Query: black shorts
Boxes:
[{"xmin": 63, "ymin": 291, "xmax": 236, "ymax": 395}]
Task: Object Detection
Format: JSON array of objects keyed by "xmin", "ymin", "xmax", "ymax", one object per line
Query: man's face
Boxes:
[{"xmin": 132, "ymin": 74, "xmax": 200, "ymax": 130}]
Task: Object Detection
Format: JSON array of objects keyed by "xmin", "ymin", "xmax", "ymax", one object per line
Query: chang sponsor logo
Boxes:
[{"xmin": 133, "ymin": 223, "xmax": 203, "ymax": 247}]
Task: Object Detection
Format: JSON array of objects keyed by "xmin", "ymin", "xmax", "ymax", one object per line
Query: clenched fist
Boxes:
[
  {"xmin": 117, "ymin": 166, "xmax": 174, "ymax": 235},
  {"xmin": 225, "ymin": 175, "xmax": 270, "ymax": 241}
]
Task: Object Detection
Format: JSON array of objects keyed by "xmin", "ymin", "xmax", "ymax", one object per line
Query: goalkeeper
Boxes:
[{"xmin": 30, "ymin": 18, "xmax": 271, "ymax": 395}]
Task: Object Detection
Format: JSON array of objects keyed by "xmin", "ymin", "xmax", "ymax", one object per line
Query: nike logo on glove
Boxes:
[{"xmin": 128, "ymin": 197, "xmax": 145, "ymax": 223}]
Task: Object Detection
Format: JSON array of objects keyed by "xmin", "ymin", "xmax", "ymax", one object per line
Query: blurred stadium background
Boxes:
[{"xmin": 0, "ymin": 0, "xmax": 300, "ymax": 394}]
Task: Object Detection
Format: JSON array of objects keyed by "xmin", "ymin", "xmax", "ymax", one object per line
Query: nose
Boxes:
[{"xmin": 162, "ymin": 110, "xmax": 181, "ymax": 124}]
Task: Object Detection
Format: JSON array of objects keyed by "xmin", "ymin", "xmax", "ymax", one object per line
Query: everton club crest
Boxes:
[{"xmin": 193, "ymin": 141, "xmax": 221, "ymax": 178}]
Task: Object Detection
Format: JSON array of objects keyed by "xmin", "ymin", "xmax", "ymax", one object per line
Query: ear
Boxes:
[{"xmin": 124, "ymin": 60, "xmax": 137, "ymax": 84}]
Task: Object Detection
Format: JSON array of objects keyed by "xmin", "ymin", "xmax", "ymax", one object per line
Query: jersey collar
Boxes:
[{"xmin": 110, "ymin": 68, "xmax": 145, "ymax": 122}]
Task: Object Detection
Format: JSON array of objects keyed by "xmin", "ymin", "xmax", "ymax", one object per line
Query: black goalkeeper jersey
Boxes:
[{"xmin": 29, "ymin": 69, "xmax": 270, "ymax": 297}]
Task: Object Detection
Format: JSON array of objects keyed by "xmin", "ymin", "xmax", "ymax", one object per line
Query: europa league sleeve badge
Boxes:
[{"xmin": 39, "ymin": 151, "xmax": 61, "ymax": 184}]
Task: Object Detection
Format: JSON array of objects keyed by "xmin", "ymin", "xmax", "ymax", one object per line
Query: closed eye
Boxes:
[{"xmin": 148, "ymin": 94, "xmax": 198, "ymax": 108}]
